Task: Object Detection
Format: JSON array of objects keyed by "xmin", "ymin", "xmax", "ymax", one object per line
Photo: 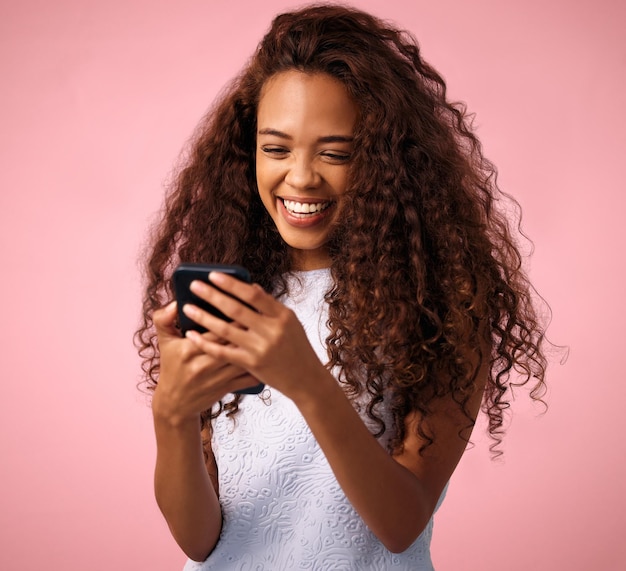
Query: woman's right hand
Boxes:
[{"xmin": 151, "ymin": 301, "xmax": 258, "ymax": 425}]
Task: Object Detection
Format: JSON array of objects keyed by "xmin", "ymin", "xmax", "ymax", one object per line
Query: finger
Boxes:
[
  {"xmin": 180, "ymin": 329, "xmax": 227, "ymax": 361},
  {"xmin": 200, "ymin": 329, "xmax": 228, "ymax": 344},
  {"xmin": 208, "ymin": 272, "xmax": 277, "ymax": 316},
  {"xmin": 209, "ymin": 363, "xmax": 259, "ymax": 389},
  {"xmin": 209, "ymin": 272, "xmax": 274, "ymax": 313},
  {"xmin": 188, "ymin": 279, "xmax": 261, "ymax": 328},
  {"xmin": 153, "ymin": 301, "xmax": 179, "ymax": 335},
  {"xmin": 183, "ymin": 305, "xmax": 258, "ymax": 354},
  {"xmin": 185, "ymin": 327, "xmax": 250, "ymax": 362},
  {"xmin": 222, "ymin": 372, "xmax": 263, "ymax": 395}
]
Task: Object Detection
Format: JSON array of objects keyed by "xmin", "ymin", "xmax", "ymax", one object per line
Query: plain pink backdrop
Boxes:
[{"xmin": 1, "ymin": 0, "xmax": 624, "ymax": 569}]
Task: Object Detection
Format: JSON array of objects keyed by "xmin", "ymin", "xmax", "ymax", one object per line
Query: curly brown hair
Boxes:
[{"xmin": 135, "ymin": 4, "xmax": 549, "ymax": 455}]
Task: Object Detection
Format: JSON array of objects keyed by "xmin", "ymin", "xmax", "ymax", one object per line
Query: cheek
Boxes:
[
  {"xmin": 255, "ymin": 157, "xmax": 274, "ymax": 189},
  {"xmin": 255, "ymin": 154, "xmax": 263, "ymax": 187},
  {"xmin": 256, "ymin": 162, "xmax": 287, "ymax": 206},
  {"xmin": 328, "ymin": 168, "xmax": 350, "ymax": 196},
  {"xmin": 255, "ymin": 163, "xmax": 274, "ymax": 210}
]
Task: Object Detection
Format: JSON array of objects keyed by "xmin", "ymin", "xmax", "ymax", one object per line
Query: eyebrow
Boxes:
[{"xmin": 257, "ymin": 128, "xmax": 353, "ymax": 143}]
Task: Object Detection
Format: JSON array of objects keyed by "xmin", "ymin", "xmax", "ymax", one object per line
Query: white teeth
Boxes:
[{"xmin": 283, "ymin": 199, "xmax": 330, "ymax": 214}]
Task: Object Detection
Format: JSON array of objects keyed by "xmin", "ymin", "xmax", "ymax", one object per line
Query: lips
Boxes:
[{"xmin": 277, "ymin": 197, "xmax": 334, "ymax": 225}]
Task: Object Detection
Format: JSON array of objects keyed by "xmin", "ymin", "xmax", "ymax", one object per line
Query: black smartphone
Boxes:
[{"xmin": 172, "ymin": 263, "xmax": 265, "ymax": 395}]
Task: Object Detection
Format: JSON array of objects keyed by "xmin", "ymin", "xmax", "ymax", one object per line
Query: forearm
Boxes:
[
  {"xmin": 294, "ymin": 373, "xmax": 436, "ymax": 553},
  {"xmin": 175, "ymin": 275, "xmax": 450, "ymax": 552},
  {"xmin": 153, "ymin": 412, "xmax": 222, "ymax": 561}
]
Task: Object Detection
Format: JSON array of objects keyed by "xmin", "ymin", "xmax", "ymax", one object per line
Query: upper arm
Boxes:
[
  {"xmin": 201, "ymin": 426, "xmax": 220, "ymax": 497},
  {"xmin": 392, "ymin": 341, "xmax": 489, "ymax": 514}
]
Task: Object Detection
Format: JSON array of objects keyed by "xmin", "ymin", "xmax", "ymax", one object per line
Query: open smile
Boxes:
[
  {"xmin": 278, "ymin": 198, "xmax": 333, "ymax": 218},
  {"xmin": 276, "ymin": 197, "xmax": 335, "ymax": 227}
]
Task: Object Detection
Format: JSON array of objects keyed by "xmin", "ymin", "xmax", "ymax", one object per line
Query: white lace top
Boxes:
[{"xmin": 183, "ymin": 269, "xmax": 445, "ymax": 570}]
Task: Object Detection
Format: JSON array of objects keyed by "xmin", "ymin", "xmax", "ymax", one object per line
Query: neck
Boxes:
[{"xmin": 289, "ymin": 248, "xmax": 331, "ymax": 271}]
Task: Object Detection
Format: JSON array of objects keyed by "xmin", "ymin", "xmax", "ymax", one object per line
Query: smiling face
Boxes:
[{"xmin": 256, "ymin": 71, "xmax": 358, "ymax": 270}]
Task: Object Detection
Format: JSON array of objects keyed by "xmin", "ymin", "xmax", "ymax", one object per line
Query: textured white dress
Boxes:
[{"xmin": 183, "ymin": 268, "xmax": 446, "ymax": 570}]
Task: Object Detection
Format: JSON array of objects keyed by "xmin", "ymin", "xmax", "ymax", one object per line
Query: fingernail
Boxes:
[
  {"xmin": 208, "ymin": 272, "xmax": 226, "ymax": 285},
  {"xmin": 182, "ymin": 304, "xmax": 198, "ymax": 316}
]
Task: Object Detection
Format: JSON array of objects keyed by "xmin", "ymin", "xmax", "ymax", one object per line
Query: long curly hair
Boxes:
[{"xmin": 135, "ymin": 4, "xmax": 550, "ymax": 455}]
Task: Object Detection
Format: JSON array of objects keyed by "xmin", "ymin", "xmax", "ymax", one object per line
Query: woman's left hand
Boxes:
[{"xmin": 182, "ymin": 272, "xmax": 327, "ymax": 400}]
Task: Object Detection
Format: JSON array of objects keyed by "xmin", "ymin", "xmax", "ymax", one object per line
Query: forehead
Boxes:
[{"xmin": 257, "ymin": 71, "xmax": 358, "ymax": 132}]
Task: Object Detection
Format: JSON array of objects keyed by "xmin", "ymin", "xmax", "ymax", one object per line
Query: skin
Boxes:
[
  {"xmin": 151, "ymin": 71, "xmax": 487, "ymax": 560},
  {"xmin": 256, "ymin": 71, "xmax": 357, "ymax": 270}
]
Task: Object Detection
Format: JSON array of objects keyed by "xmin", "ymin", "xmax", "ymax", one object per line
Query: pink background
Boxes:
[{"xmin": 1, "ymin": 0, "xmax": 624, "ymax": 569}]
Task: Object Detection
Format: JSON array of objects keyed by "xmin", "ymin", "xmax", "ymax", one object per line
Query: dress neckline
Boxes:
[{"xmin": 280, "ymin": 267, "xmax": 332, "ymax": 302}]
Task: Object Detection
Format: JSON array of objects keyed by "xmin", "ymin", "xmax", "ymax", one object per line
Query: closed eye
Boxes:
[
  {"xmin": 261, "ymin": 146, "xmax": 289, "ymax": 158},
  {"xmin": 321, "ymin": 151, "xmax": 351, "ymax": 163}
]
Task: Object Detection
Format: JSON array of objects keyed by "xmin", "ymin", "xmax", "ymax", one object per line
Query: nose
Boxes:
[{"xmin": 284, "ymin": 155, "xmax": 321, "ymax": 190}]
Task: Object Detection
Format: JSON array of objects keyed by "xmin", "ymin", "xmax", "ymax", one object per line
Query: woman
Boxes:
[{"xmin": 135, "ymin": 5, "xmax": 548, "ymax": 569}]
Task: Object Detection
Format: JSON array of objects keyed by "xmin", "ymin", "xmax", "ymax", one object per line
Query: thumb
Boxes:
[{"xmin": 153, "ymin": 301, "xmax": 179, "ymax": 337}]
